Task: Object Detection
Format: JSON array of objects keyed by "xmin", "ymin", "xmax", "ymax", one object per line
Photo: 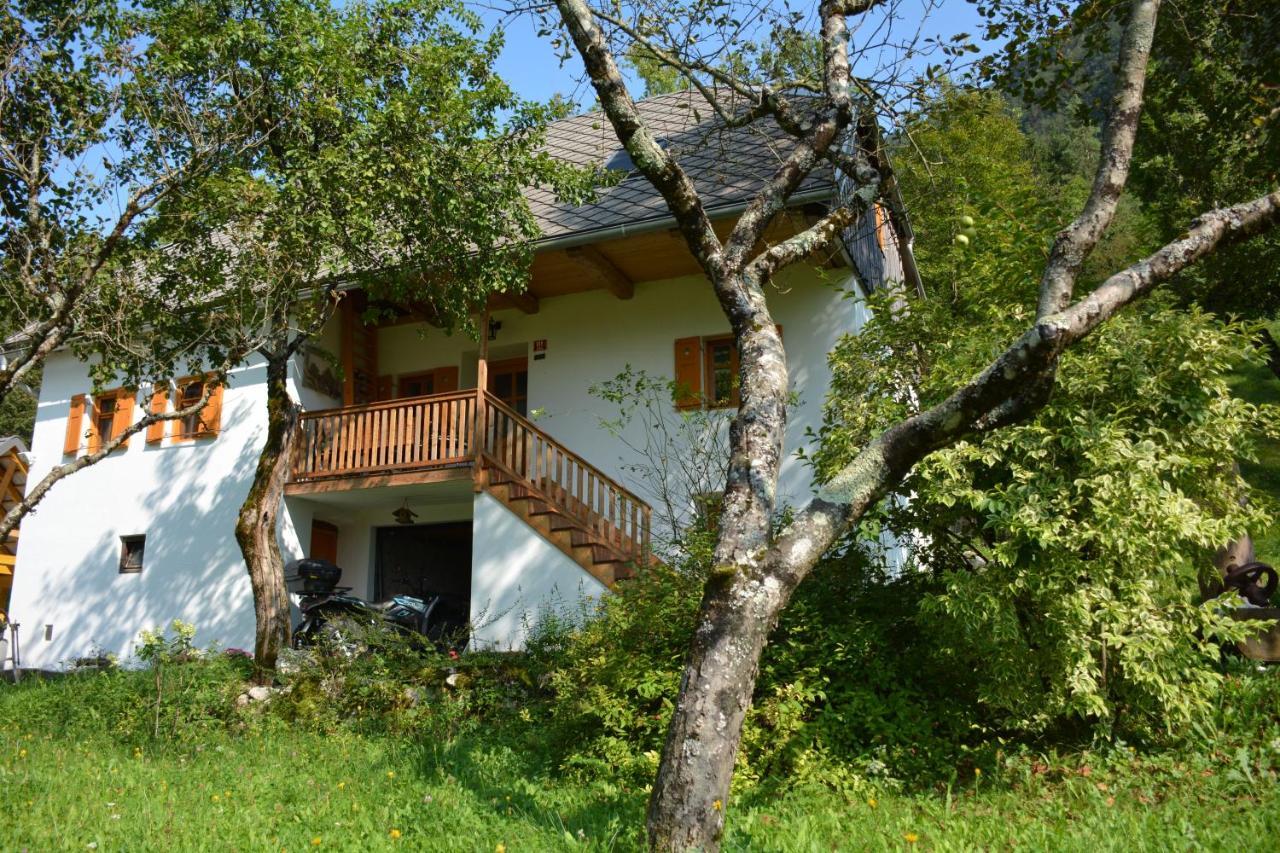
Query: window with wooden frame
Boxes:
[
  {"xmin": 61, "ymin": 388, "xmax": 135, "ymax": 456},
  {"xmin": 389, "ymin": 365, "xmax": 459, "ymax": 400},
  {"xmin": 673, "ymin": 327, "xmax": 780, "ymax": 411},
  {"xmin": 119, "ymin": 534, "xmax": 146, "ymax": 574},
  {"xmin": 702, "ymin": 335, "xmax": 739, "ymax": 409},
  {"xmin": 171, "ymin": 377, "xmax": 224, "ymax": 443}
]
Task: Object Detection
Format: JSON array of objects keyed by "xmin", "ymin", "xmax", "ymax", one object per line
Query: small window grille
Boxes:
[{"xmin": 119, "ymin": 535, "xmax": 146, "ymax": 574}]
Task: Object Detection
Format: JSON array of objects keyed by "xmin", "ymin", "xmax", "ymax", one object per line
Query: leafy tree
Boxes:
[
  {"xmin": 0, "ymin": 0, "xmax": 260, "ymax": 405},
  {"xmin": 536, "ymin": 0, "xmax": 1280, "ymax": 847},
  {"xmin": 0, "ymin": 0, "xmax": 273, "ymax": 545},
  {"xmin": 143, "ymin": 0, "xmax": 588, "ymax": 674},
  {"xmin": 819, "ymin": 86, "xmax": 1275, "ymax": 738}
]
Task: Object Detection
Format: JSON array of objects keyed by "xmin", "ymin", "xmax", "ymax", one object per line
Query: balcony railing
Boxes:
[
  {"xmin": 292, "ymin": 389, "xmax": 478, "ymax": 481},
  {"xmin": 290, "ymin": 388, "xmax": 651, "ymax": 561}
]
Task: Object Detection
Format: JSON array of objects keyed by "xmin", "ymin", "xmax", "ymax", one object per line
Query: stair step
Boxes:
[
  {"xmin": 612, "ymin": 564, "xmax": 636, "ymax": 581},
  {"xmin": 548, "ymin": 516, "xmax": 578, "ymax": 532},
  {"xmin": 591, "ymin": 545, "xmax": 625, "ymax": 565},
  {"xmin": 487, "ymin": 469, "xmax": 517, "ymax": 486},
  {"xmin": 527, "ymin": 500, "xmax": 556, "ymax": 516}
]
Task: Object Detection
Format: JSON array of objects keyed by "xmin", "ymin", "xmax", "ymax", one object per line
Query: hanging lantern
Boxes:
[{"xmin": 392, "ymin": 499, "xmax": 418, "ymax": 525}]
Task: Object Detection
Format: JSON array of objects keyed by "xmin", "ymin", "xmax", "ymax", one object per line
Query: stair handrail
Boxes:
[
  {"xmin": 479, "ymin": 389, "xmax": 651, "ymax": 559},
  {"xmin": 297, "ymin": 388, "xmax": 477, "ymax": 420}
]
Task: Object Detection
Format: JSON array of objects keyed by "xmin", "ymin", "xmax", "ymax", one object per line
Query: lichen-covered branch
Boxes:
[{"xmin": 1037, "ymin": 0, "xmax": 1160, "ymax": 318}]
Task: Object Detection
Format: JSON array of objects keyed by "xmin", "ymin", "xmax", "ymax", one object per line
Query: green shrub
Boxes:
[{"xmin": 270, "ymin": 622, "xmax": 540, "ymax": 740}]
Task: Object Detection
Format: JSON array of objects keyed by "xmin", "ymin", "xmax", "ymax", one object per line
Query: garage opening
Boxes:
[{"xmin": 375, "ymin": 521, "xmax": 471, "ymax": 640}]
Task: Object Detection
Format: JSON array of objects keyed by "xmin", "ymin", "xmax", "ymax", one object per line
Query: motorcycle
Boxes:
[{"xmin": 285, "ymin": 557, "xmax": 444, "ymax": 651}]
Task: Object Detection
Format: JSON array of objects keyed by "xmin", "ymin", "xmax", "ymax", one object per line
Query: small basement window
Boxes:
[{"xmin": 119, "ymin": 535, "xmax": 146, "ymax": 574}]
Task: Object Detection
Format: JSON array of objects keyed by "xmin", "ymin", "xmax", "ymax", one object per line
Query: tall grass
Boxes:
[{"xmin": 2, "ymin": 661, "xmax": 1279, "ymax": 850}]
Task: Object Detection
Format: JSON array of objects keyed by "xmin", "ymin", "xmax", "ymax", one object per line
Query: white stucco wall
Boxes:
[
  {"xmin": 6, "ymin": 260, "xmax": 870, "ymax": 668},
  {"xmin": 469, "ymin": 491, "xmax": 608, "ymax": 651},
  {"xmin": 6, "ymin": 353, "xmax": 316, "ymax": 669},
  {"xmin": 375, "ymin": 264, "xmax": 869, "ymax": 542}
]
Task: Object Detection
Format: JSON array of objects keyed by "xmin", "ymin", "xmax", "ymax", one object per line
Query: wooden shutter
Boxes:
[
  {"xmin": 433, "ymin": 366, "xmax": 459, "ymax": 393},
  {"xmin": 111, "ymin": 390, "xmax": 134, "ymax": 450},
  {"xmin": 196, "ymin": 384, "xmax": 224, "ymax": 437},
  {"xmin": 63, "ymin": 394, "xmax": 86, "ymax": 456},
  {"xmin": 146, "ymin": 389, "xmax": 168, "ymax": 444},
  {"xmin": 674, "ymin": 337, "xmax": 703, "ymax": 410},
  {"xmin": 873, "ymin": 203, "xmax": 887, "ymax": 251}
]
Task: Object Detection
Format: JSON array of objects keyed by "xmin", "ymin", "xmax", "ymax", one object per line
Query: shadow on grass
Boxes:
[{"xmin": 405, "ymin": 727, "xmax": 649, "ymax": 849}]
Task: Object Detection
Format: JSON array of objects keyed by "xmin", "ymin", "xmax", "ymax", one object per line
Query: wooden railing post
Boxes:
[{"xmin": 472, "ymin": 357, "xmax": 488, "ymax": 491}]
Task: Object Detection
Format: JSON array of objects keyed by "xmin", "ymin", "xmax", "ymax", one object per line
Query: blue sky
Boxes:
[{"xmin": 478, "ymin": 1, "xmax": 995, "ymax": 109}]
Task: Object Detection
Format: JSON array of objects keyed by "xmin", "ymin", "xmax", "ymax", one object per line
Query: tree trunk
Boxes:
[
  {"xmin": 1256, "ymin": 327, "xmax": 1280, "ymax": 381},
  {"xmin": 646, "ymin": 569, "xmax": 795, "ymax": 850},
  {"xmin": 235, "ymin": 353, "xmax": 298, "ymax": 677}
]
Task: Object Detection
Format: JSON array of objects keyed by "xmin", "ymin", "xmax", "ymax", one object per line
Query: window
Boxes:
[
  {"xmin": 171, "ymin": 377, "xmax": 224, "ymax": 442},
  {"xmin": 703, "ymin": 336, "xmax": 739, "ymax": 408},
  {"xmin": 119, "ymin": 535, "xmax": 145, "ymax": 574},
  {"xmin": 176, "ymin": 379, "xmax": 205, "ymax": 438},
  {"xmin": 87, "ymin": 388, "xmax": 134, "ymax": 454},
  {"xmin": 95, "ymin": 395, "xmax": 118, "ymax": 441},
  {"xmin": 673, "ymin": 329, "xmax": 781, "ymax": 411}
]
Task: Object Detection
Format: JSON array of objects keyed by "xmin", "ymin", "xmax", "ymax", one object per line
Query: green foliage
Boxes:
[
  {"xmin": 0, "ymin": 373, "xmax": 37, "ymax": 443},
  {"xmin": 140, "ymin": 0, "xmax": 595, "ymax": 361},
  {"xmin": 269, "ymin": 623, "xmax": 535, "ymax": 741},
  {"xmin": 815, "ymin": 85, "xmax": 1278, "ymax": 738},
  {"xmin": 527, "ymin": 562, "xmax": 703, "ymax": 782}
]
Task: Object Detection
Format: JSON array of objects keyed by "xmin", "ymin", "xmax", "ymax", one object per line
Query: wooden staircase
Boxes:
[
  {"xmin": 479, "ymin": 468, "xmax": 640, "ymax": 587},
  {"xmin": 289, "ymin": 388, "xmax": 652, "ymax": 588},
  {"xmin": 474, "ymin": 393, "xmax": 651, "ymax": 587}
]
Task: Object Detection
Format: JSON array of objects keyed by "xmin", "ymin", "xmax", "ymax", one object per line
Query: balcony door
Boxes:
[
  {"xmin": 395, "ymin": 365, "xmax": 459, "ymax": 400},
  {"xmin": 487, "ymin": 357, "xmax": 528, "ymax": 416}
]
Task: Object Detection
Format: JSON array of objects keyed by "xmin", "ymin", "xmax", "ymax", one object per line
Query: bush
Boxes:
[
  {"xmin": 529, "ymin": 547, "xmax": 993, "ymax": 793},
  {"xmin": 269, "ymin": 622, "xmax": 540, "ymax": 741}
]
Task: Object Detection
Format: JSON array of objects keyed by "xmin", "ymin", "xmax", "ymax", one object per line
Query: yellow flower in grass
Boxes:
[
  {"xmin": 311, "ymin": 838, "xmax": 322, "ymax": 847},
  {"xmin": 867, "ymin": 797, "xmax": 877, "ymax": 809},
  {"xmin": 904, "ymin": 833, "xmax": 919, "ymax": 844},
  {"xmin": 386, "ymin": 771, "xmax": 395, "ymax": 779},
  {"xmin": 389, "ymin": 829, "xmax": 401, "ymax": 840},
  {"xmin": 212, "ymin": 794, "xmax": 220, "ymax": 802},
  {"xmin": 337, "ymin": 782, "xmax": 345, "ymax": 790},
  {"xmin": 18, "ymin": 748, "xmax": 26, "ymax": 758},
  {"xmin": 495, "ymin": 845, "xmax": 506, "ymax": 853}
]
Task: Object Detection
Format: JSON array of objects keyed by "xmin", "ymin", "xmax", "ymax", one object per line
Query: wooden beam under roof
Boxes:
[
  {"xmin": 488, "ymin": 290, "xmax": 540, "ymax": 314},
  {"xmin": 566, "ymin": 245, "xmax": 635, "ymax": 300}
]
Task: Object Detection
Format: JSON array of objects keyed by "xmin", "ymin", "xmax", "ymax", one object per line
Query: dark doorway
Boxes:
[
  {"xmin": 375, "ymin": 522, "xmax": 471, "ymax": 637},
  {"xmin": 487, "ymin": 356, "xmax": 528, "ymax": 415}
]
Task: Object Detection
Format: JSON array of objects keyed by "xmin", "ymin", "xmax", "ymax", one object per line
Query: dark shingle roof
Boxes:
[{"xmin": 530, "ymin": 90, "xmax": 835, "ymax": 244}]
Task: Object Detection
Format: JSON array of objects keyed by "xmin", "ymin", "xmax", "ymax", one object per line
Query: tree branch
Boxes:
[
  {"xmin": 553, "ymin": 0, "xmax": 725, "ymax": 273},
  {"xmin": 1037, "ymin": 0, "xmax": 1161, "ymax": 318},
  {"xmin": 802, "ymin": 187, "xmax": 1280, "ymax": 568}
]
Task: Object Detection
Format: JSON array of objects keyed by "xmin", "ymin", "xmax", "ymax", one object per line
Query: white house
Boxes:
[{"xmin": 6, "ymin": 92, "xmax": 908, "ymax": 668}]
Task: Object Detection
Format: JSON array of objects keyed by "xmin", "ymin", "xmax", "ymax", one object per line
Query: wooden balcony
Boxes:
[{"xmin": 288, "ymin": 388, "xmax": 651, "ymax": 563}]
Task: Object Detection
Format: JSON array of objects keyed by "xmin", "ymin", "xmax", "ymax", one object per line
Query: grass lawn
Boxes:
[{"xmin": 3, "ymin": 667, "xmax": 1280, "ymax": 852}]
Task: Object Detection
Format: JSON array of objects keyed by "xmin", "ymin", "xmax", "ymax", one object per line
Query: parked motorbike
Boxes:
[{"xmin": 285, "ymin": 557, "xmax": 443, "ymax": 651}]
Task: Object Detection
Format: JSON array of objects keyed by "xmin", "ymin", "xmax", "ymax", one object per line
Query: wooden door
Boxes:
[
  {"xmin": 309, "ymin": 520, "xmax": 339, "ymax": 564},
  {"xmin": 487, "ymin": 357, "xmax": 528, "ymax": 415}
]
